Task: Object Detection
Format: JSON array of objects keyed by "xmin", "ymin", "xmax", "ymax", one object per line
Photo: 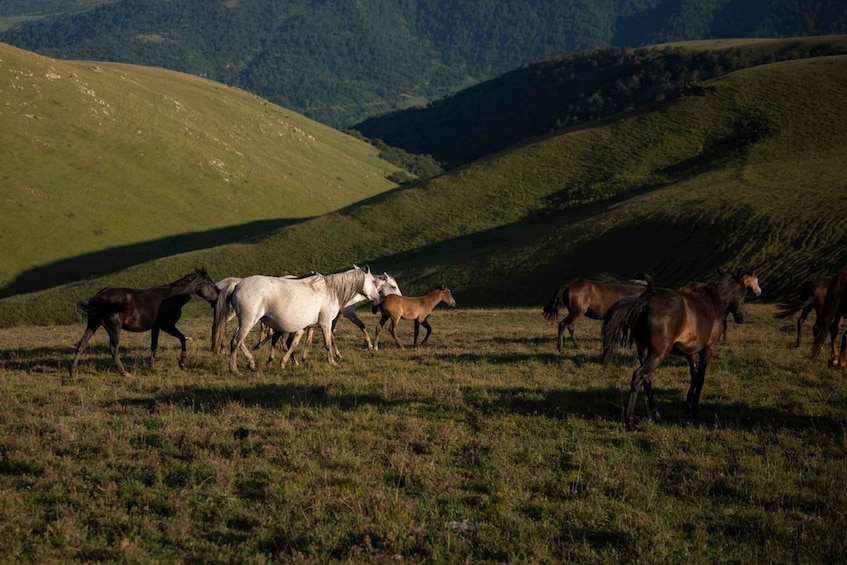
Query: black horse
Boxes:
[
  {"xmin": 602, "ymin": 269, "xmax": 756, "ymax": 430},
  {"xmin": 69, "ymin": 269, "xmax": 219, "ymax": 377}
]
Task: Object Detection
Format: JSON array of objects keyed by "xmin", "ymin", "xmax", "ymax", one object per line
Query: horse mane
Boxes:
[{"xmin": 325, "ymin": 269, "xmax": 368, "ymax": 306}]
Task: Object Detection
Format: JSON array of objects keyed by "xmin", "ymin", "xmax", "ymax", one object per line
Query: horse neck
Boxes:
[
  {"xmin": 326, "ymin": 271, "xmax": 366, "ymax": 306},
  {"xmin": 424, "ymin": 289, "xmax": 447, "ymax": 308},
  {"xmin": 165, "ymin": 276, "xmax": 204, "ymax": 299}
]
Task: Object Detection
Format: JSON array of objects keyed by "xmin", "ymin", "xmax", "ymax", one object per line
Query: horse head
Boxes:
[
  {"xmin": 356, "ymin": 266, "xmax": 382, "ymax": 304},
  {"xmin": 379, "ymin": 272, "xmax": 402, "ymax": 298},
  {"xmin": 719, "ymin": 269, "xmax": 753, "ymax": 324},
  {"xmin": 439, "ymin": 284, "xmax": 457, "ymax": 307},
  {"xmin": 192, "ymin": 268, "xmax": 220, "ymax": 304}
]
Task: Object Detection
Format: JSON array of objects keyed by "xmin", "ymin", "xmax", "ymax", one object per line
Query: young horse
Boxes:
[
  {"xmin": 811, "ymin": 267, "xmax": 847, "ymax": 369},
  {"xmin": 774, "ymin": 275, "xmax": 834, "ymax": 348},
  {"xmin": 212, "ymin": 266, "xmax": 381, "ymax": 373},
  {"xmin": 374, "ymin": 285, "xmax": 456, "ymax": 350},
  {"xmin": 542, "ymin": 273, "xmax": 653, "ymax": 351},
  {"xmin": 69, "ymin": 269, "xmax": 219, "ymax": 377},
  {"xmin": 602, "ymin": 268, "xmax": 755, "ymax": 430}
]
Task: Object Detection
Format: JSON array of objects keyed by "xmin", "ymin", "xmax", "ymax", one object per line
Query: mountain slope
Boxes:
[
  {"xmin": 2, "ymin": 1, "xmax": 846, "ymax": 126},
  {"xmin": 0, "ymin": 43, "xmax": 401, "ymax": 294},
  {"xmin": 355, "ymin": 36, "xmax": 847, "ymax": 168},
  {"xmin": 1, "ymin": 54, "xmax": 845, "ymax": 327}
]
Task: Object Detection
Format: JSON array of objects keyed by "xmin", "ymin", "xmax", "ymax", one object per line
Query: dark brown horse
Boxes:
[
  {"xmin": 543, "ymin": 274, "xmax": 652, "ymax": 350},
  {"xmin": 602, "ymin": 268, "xmax": 756, "ymax": 429},
  {"xmin": 774, "ymin": 275, "xmax": 835, "ymax": 348},
  {"xmin": 374, "ymin": 285, "xmax": 456, "ymax": 350},
  {"xmin": 69, "ymin": 269, "xmax": 219, "ymax": 377},
  {"xmin": 811, "ymin": 267, "xmax": 847, "ymax": 369}
]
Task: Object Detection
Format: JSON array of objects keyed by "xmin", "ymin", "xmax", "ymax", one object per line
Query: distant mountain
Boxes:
[
  {"xmin": 2, "ymin": 0, "xmax": 846, "ymax": 127},
  {"xmin": 355, "ymin": 36, "xmax": 847, "ymax": 168}
]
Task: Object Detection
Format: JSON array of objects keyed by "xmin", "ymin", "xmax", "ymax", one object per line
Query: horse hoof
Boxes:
[{"xmin": 651, "ymin": 410, "xmax": 662, "ymax": 422}]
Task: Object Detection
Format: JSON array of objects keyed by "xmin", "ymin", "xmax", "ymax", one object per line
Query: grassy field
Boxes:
[{"xmin": 0, "ymin": 304, "xmax": 844, "ymax": 562}]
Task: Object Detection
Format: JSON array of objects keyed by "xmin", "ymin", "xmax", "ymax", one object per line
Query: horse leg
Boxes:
[
  {"xmin": 687, "ymin": 349, "xmax": 713, "ymax": 418},
  {"xmin": 829, "ymin": 321, "xmax": 842, "ymax": 368},
  {"xmin": 420, "ymin": 318, "xmax": 433, "ymax": 346},
  {"xmin": 625, "ymin": 353, "xmax": 665, "ymax": 430},
  {"xmin": 279, "ymin": 330, "xmax": 306, "ymax": 370},
  {"xmin": 344, "ymin": 309, "xmax": 371, "ymax": 350},
  {"xmin": 320, "ymin": 323, "xmax": 339, "ymax": 367},
  {"xmin": 229, "ymin": 324, "xmax": 257, "ymax": 374},
  {"xmin": 837, "ymin": 325, "xmax": 847, "ymax": 370},
  {"xmin": 684, "ymin": 354, "xmax": 699, "ymax": 409},
  {"xmin": 374, "ymin": 312, "xmax": 390, "ymax": 351},
  {"xmin": 413, "ymin": 320, "xmax": 421, "ymax": 346},
  {"xmin": 104, "ymin": 321, "xmax": 128, "ymax": 376},
  {"xmin": 159, "ymin": 323, "xmax": 188, "ymax": 370},
  {"xmin": 389, "ymin": 317, "xmax": 405, "ymax": 349},
  {"xmin": 557, "ymin": 312, "xmax": 580, "ymax": 351},
  {"xmin": 298, "ymin": 327, "xmax": 316, "ymax": 364},
  {"xmin": 149, "ymin": 326, "xmax": 160, "ymax": 367},
  {"xmin": 795, "ymin": 303, "xmax": 814, "ymax": 348},
  {"xmin": 69, "ymin": 321, "xmax": 99, "ymax": 377}
]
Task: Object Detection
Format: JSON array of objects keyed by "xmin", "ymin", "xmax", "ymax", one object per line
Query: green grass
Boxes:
[
  {"xmin": 0, "ymin": 305, "xmax": 844, "ymax": 561},
  {"xmin": 2, "ymin": 54, "xmax": 846, "ymax": 327},
  {"xmin": 0, "ymin": 43, "xmax": 401, "ymax": 289}
]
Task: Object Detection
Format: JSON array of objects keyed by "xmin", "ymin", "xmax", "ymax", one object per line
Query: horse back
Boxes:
[{"xmin": 583, "ymin": 281, "xmax": 647, "ymax": 318}]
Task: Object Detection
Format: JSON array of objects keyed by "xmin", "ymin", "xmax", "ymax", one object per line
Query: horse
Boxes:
[
  {"xmin": 774, "ymin": 275, "xmax": 834, "ymax": 348},
  {"xmin": 542, "ymin": 273, "xmax": 653, "ymax": 351},
  {"xmin": 373, "ymin": 285, "xmax": 456, "ymax": 350},
  {"xmin": 212, "ymin": 266, "xmax": 382, "ymax": 373},
  {"xmin": 69, "ymin": 269, "xmax": 219, "ymax": 377},
  {"xmin": 811, "ymin": 267, "xmax": 847, "ymax": 369},
  {"xmin": 602, "ymin": 268, "xmax": 756, "ymax": 430},
  {"xmin": 258, "ymin": 271, "xmax": 403, "ymax": 358}
]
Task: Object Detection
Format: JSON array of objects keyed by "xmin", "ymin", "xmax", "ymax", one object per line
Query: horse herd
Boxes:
[{"xmin": 67, "ymin": 264, "xmax": 847, "ymax": 429}]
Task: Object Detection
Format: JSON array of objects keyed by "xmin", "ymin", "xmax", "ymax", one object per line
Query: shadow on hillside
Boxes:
[{"xmin": 0, "ymin": 218, "xmax": 303, "ymax": 298}]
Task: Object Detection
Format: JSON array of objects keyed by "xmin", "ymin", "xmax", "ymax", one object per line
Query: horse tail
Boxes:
[
  {"xmin": 542, "ymin": 284, "xmax": 569, "ymax": 320},
  {"xmin": 773, "ymin": 281, "xmax": 815, "ymax": 320},
  {"xmin": 811, "ymin": 268, "xmax": 847, "ymax": 360},
  {"xmin": 602, "ymin": 296, "xmax": 648, "ymax": 368},
  {"xmin": 211, "ymin": 282, "xmax": 237, "ymax": 354},
  {"xmin": 77, "ymin": 296, "xmax": 127, "ymax": 318}
]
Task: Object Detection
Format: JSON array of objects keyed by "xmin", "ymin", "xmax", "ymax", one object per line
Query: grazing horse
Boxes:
[
  {"xmin": 69, "ymin": 269, "xmax": 219, "ymax": 377},
  {"xmin": 542, "ymin": 273, "xmax": 653, "ymax": 351},
  {"xmin": 602, "ymin": 269, "xmax": 755, "ymax": 429},
  {"xmin": 212, "ymin": 266, "xmax": 382, "ymax": 372},
  {"xmin": 374, "ymin": 285, "xmax": 456, "ymax": 350},
  {"xmin": 774, "ymin": 276, "xmax": 835, "ymax": 348},
  {"xmin": 811, "ymin": 267, "xmax": 847, "ymax": 369}
]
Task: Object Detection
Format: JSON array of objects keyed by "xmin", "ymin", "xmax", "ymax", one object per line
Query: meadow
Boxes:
[{"xmin": 0, "ymin": 304, "xmax": 844, "ymax": 562}]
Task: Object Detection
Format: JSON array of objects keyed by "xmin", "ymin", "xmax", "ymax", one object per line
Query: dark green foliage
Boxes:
[
  {"xmin": 356, "ymin": 40, "xmax": 845, "ymax": 168},
  {"xmin": 2, "ymin": 1, "xmax": 846, "ymax": 127}
]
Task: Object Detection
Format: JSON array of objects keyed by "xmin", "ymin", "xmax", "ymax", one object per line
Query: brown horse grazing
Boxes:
[
  {"xmin": 602, "ymin": 268, "xmax": 755, "ymax": 430},
  {"xmin": 69, "ymin": 269, "xmax": 219, "ymax": 377},
  {"xmin": 374, "ymin": 285, "xmax": 456, "ymax": 350},
  {"xmin": 811, "ymin": 267, "xmax": 847, "ymax": 369},
  {"xmin": 543, "ymin": 273, "xmax": 653, "ymax": 351},
  {"xmin": 774, "ymin": 276, "xmax": 835, "ymax": 348}
]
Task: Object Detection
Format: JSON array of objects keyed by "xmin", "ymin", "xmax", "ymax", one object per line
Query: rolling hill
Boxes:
[
  {"xmin": 1, "ymin": 52, "xmax": 845, "ymax": 327},
  {"xmin": 0, "ymin": 42, "xmax": 402, "ymax": 296}
]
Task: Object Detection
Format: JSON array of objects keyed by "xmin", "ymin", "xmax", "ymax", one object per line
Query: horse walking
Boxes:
[
  {"xmin": 811, "ymin": 267, "xmax": 847, "ymax": 369},
  {"xmin": 542, "ymin": 274, "xmax": 652, "ymax": 351},
  {"xmin": 69, "ymin": 269, "xmax": 219, "ymax": 377},
  {"xmin": 774, "ymin": 275, "xmax": 834, "ymax": 348},
  {"xmin": 602, "ymin": 268, "xmax": 757, "ymax": 430},
  {"xmin": 374, "ymin": 285, "xmax": 456, "ymax": 350},
  {"xmin": 212, "ymin": 267, "xmax": 382, "ymax": 372}
]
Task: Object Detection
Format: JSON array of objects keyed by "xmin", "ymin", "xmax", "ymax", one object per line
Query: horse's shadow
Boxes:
[{"xmin": 1, "ymin": 345, "xmax": 79, "ymax": 372}]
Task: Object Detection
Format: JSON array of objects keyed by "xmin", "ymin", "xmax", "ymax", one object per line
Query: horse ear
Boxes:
[
  {"xmin": 353, "ymin": 264, "xmax": 361, "ymax": 271},
  {"xmin": 440, "ymin": 284, "xmax": 446, "ymax": 290}
]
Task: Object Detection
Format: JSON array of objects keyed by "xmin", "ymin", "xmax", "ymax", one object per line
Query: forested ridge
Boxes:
[
  {"xmin": 2, "ymin": 0, "xmax": 845, "ymax": 127},
  {"xmin": 356, "ymin": 38, "xmax": 847, "ymax": 168}
]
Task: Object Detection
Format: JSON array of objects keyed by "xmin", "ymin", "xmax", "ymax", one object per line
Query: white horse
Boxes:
[
  {"xmin": 212, "ymin": 266, "xmax": 382, "ymax": 372},
  {"xmin": 214, "ymin": 271, "xmax": 401, "ymax": 355}
]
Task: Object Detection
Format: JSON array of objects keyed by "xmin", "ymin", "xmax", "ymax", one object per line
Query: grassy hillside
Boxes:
[
  {"xmin": 0, "ymin": 43, "xmax": 401, "ymax": 294},
  {"xmin": 1, "ymin": 54, "xmax": 846, "ymax": 327}
]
